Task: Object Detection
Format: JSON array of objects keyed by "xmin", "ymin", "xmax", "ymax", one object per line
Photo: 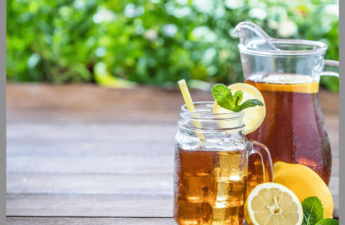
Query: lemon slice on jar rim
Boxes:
[{"xmin": 213, "ymin": 83, "xmax": 266, "ymax": 135}]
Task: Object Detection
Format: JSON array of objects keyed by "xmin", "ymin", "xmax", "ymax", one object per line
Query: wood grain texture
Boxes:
[
  {"xmin": 5, "ymin": 194, "xmax": 339, "ymax": 219},
  {"xmin": 6, "ymin": 84, "xmax": 213, "ymax": 123},
  {"xmin": 7, "ymin": 217, "xmax": 176, "ymax": 225},
  {"xmin": 6, "ymin": 123, "xmax": 339, "ymax": 175},
  {"xmin": 6, "ymin": 84, "xmax": 338, "ymax": 122},
  {"xmin": 7, "ymin": 174, "xmax": 173, "ymax": 195},
  {"xmin": 5, "ymin": 173, "xmax": 339, "ymax": 196},
  {"xmin": 6, "ymin": 84, "xmax": 339, "ymax": 222},
  {"xmin": 7, "ymin": 194, "xmax": 173, "ymax": 217}
]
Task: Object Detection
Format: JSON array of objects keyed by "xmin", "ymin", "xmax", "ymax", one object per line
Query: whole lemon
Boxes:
[{"xmin": 273, "ymin": 161, "xmax": 333, "ymax": 218}]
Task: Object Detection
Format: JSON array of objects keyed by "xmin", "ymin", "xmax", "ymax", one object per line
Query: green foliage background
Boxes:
[{"xmin": 6, "ymin": 0, "xmax": 339, "ymax": 91}]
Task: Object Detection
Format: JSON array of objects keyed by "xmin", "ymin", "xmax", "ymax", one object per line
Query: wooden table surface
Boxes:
[{"xmin": 6, "ymin": 84, "xmax": 339, "ymax": 224}]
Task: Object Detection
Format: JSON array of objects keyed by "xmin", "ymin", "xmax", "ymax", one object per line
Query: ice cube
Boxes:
[
  {"xmin": 176, "ymin": 199, "xmax": 212, "ymax": 225},
  {"xmin": 212, "ymin": 202, "xmax": 240, "ymax": 225},
  {"xmin": 218, "ymin": 152, "xmax": 242, "ymax": 179},
  {"xmin": 215, "ymin": 180, "xmax": 244, "ymax": 207},
  {"xmin": 187, "ymin": 172, "xmax": 215, "ymax": 203}
]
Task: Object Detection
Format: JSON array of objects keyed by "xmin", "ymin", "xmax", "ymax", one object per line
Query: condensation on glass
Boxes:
[{"xmin": 174, "ymin": 102, "xmax": 273, "ymax": 225}]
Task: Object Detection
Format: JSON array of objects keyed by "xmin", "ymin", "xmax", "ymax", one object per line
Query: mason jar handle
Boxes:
[
  {"xmin": 249, "ymin": 140, "xmax": 273, "ymax": 182},
  {"xmin": 322, "ymin": 60, "xmax": 339, "ymax": 77}
]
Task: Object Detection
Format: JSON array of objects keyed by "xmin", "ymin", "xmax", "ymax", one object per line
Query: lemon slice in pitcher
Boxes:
[
  {"xmin": 213, "ymin": 83, "xmax": 265, "ymax": 135},
  {"xmin": 244, "ymin": 183, "xmax": 303, "ymax": 225}
]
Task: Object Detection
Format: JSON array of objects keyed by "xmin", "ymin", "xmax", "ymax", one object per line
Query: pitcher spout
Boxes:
[{"xmin": 234, "ymin": 22, "xmax": 279, "ymax": 51}]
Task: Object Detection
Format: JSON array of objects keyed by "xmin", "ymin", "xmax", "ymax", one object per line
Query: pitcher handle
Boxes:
[
  {"xmin": 321, "ymin": 60, "xmax": 339, "ymax": 77},
  {"xmin": 249, "ymin": 140, "xmax": 273, "ymax": 182}
]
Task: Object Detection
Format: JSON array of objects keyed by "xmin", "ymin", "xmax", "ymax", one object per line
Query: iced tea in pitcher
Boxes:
[
  {"xmin": 234, "ymin": 22, "xmax": 339, "ymax": 186},
  {"xmin": 245, "ymin": 74, "xmax": 331, "ymax": 187}
]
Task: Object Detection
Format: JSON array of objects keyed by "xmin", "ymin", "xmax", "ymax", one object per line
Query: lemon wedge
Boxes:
[
  {"xmin": 213, "ymin": 83, "xmax": 265, "ymax": 135},
  {"xmin": 244, "ymin": 182, "xmax": 303, "ymax": 225},
  {"xmin": 273, "ymin": 161, "xmax": 334, "ymax": 218}
]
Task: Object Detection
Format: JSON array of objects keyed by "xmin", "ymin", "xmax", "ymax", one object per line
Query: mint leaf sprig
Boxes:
[
  {"xmin": 302, "ymin": 197, "xmax": 324, "ymax": 225},
  {"xmin": 302, "ymin": 196, "xmax": 338, "ymax": 225},
  {"xmin": 211, "ymin": 84, "xmax": 263, "ymax": 112}
]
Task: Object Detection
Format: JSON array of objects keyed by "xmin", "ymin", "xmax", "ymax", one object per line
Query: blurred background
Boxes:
[{"xmin": 6, "ymin": 0, "xmax": 339, "ymax": 91}]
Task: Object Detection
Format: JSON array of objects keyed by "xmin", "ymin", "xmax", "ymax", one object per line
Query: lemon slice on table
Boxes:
[
  {"xmin": 213, "ymin": 83, "xmax": 265, "ymax": 135},
  {"xmin": 244, "ymin": 183, "xmax": 303, "ymax": 225}
]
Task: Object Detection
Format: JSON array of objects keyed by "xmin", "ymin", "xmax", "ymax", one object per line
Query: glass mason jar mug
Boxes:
[{"xmin": 174, "ymin": 102, "xmax": 273, "ymax": 225}]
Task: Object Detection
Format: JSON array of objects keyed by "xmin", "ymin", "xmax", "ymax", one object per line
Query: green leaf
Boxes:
[
  {"xmin": 233, "ymin": 90, "xmax": 243, "ymax": 106},
  {"xmin": 211, "ymin": 84, "xmax": 264, "ymax": 112},
  {"xmin": 302, "ymin": 197, "xmax": 324, "ymax": 225},
  {"xmin": 316, "ymin": 219, "xmax": 339, "ymax": 225},
  {"xmin": 211, "ymin": 84, "xmax": 235, "ymax": 110},
  {"xmin": 239, "ymin": 99, "xmax": 264, "ymax": 110}
]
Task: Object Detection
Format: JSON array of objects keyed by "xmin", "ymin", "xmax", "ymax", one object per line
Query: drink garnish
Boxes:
[
  {"xmin": 302, "ymin": 197, "xmax": 338, "ymax": 225},
  {"xmin": 244, "ymin": 182, "xmax": 303, "ymax": 225},
  {"xmin": 211, "ymin": 83, "xmax": 263, "ymax": 112},
  {"xmin": 273, "ymin": 162, "xmax": 334, "ymax": 219},
  {"xmin": 177, "ymin": 79, "xmax": 206, "ymax": 145},
  {"xmin": 212, "ymin": 83, "xmax": 266, "ymax": 135},
  {"xmin": 302, "ymin": 197, "xmax": 324, "ymax": 225}
]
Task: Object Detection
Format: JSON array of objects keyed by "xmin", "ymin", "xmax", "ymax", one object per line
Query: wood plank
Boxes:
[
  {"xmin": 6, "ymin": 153, "xmax": 338, "ymax": 176},
  {"xmin": 6, "ymin": 194, "xmax": 173, "ymax": 217},
  {"xmin": 6, "ymin": 125, "xmax": 338, "ymax": 158},
  {"xmin": 6, "ymin": 140, "xmax": 175, "ymax": 157},
  {"xmin": 6, "ymin": 173, "xmax": 338, "ymax": 217},
  {"xmin": 6, "ymin": 123, "xmax": 178, "ymax": 142},
  {"xmin": 7, "ymin": 174, "xmax": 173, "ymax": 195},
  {"xmin": 6, "ymin": 123, "xmax": 339, "ymax": 175},
  {"xmin": 6, "ymin": 194, "xmax": 338, "ymax": 219},
  {"xmin": 7, "ymin": 156, "xmax": 174, "ymax": 175},
  {"xmin": 6, "ymin": 84, "xmax": 338, "ymax": 123},
  {"xmin": 7, "ymin": 217, "xmax": 176, "ymax": 225},
  {"xmin": 6, "ymin": 155, "xmax": 338, "ymax": 176},
  {"xmin": 5, "ymin": 173, "xmax": 339, "ymax": 196},
  {"xmin": 6, "ymin": 84, "xmax": 213, "ymax": 123}
]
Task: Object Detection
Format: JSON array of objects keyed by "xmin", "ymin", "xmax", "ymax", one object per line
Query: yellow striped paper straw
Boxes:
[
  {"xmin": 178, "ymin": 79, "xmax": 196, "ymax": 112},
  {"xmin": 178, "ymin": 79, "xmax": 206, "ymax": 144}
]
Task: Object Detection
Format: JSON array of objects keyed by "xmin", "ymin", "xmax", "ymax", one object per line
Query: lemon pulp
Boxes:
[{"xmin": 245, "ymin": 183, "xmax": 303, "ymax": 225}]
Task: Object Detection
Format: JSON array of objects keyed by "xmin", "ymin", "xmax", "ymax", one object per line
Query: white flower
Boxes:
[
  {"xmin": 144, "ymin": 29, "xmax": 158, "ymax": 41},
  {"xmin": 277, "ymin": 20, "xmax": 297, "ymax": 38}
]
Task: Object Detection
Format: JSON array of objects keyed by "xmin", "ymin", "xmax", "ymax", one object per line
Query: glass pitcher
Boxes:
[
  {"xmin": 174, "ymin": 102, "xmax": 273, "ymax": 225},
  {"xmin": 233, "ymin": 22, "xmax": 339, "ymax": 187}
]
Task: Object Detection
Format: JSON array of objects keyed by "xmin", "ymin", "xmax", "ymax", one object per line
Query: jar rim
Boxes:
[
  {"xmin": 179, "ymin": 101, "xmax": 245, "ymax": 131},
  {"xmin": 180, "ymin": 101, "xmax": 244, "ymax": 119}
]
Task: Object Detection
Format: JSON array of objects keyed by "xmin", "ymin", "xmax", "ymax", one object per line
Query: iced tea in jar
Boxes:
[
  {"xmin": 234, "ymin": 22, "xmax": 339, "ymax": 186},
  {"xmin": 174, "ymin": 102, "xmax": 273, "ymax": 225}
]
